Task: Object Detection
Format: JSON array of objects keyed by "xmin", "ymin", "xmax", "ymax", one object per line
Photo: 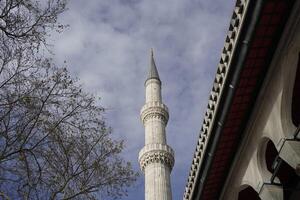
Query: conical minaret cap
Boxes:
[{"xmin": 146, "ymin": 48, "xmax": 161, "ymax": 82}]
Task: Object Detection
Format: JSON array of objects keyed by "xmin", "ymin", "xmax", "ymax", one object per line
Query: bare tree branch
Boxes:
[{"xmin": 0, "ymin": 1, "xmax": 138, "ymax": 199}]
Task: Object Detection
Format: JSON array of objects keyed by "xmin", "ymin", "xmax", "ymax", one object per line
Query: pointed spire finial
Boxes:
[{"xmin": 146, "ymin": 48, "xmax": 160, "ymax": 82}]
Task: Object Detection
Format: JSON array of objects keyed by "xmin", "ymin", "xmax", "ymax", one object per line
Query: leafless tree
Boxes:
[
  {"xmin": 0, "ymin": 1, "xmax": 138, "ymax": 199},
  {"xmin": 0, "ymin": 0, "xmax": 66, "ymax": 48}
]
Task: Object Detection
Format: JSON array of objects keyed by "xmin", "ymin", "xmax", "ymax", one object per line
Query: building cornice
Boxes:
[{"xmin": 183, "ymin": 0, "xmax": 250, "ymax": 199}]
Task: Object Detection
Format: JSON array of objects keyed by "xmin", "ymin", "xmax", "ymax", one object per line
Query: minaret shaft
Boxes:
[
  {"xmin": 145, "ymin": 163, "xmax": 172, "ymax": 199},
  {"xmin": 139, "ymin": 50, "xmax": 174, "ymax": 200},
  {"xmin": 145, "ymin": 79, "xmax": 162, "ymax": 103},
  {"xmin": 144, "ymin": 118, "xmax": 166, "ymax": 144},
  {"xmin": 144, "ymin": 79, "xmax": 166, "ymax": 145}
]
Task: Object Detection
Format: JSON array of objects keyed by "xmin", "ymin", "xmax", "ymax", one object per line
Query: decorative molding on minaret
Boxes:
[
  {"xmin": 139, "ymin": 49, "xmax": 174, "ymax": 200},
  {"xmin": 139, "ymin": 143, "xmax": 174, "ymax": 171},
  {"xmin": 140, "ymin": 102, "xmax": 169, "ymax": 124}
]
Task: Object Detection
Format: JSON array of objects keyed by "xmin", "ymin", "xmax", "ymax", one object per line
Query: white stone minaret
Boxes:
[{"xmin": 138, "ymin": 49, "xmax": 174, "ymax": 200}]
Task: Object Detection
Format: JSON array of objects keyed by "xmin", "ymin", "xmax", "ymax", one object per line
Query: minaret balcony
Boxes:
[
  {"xmin": 138, "ymin": 143, "xmax": 175, "ymax": 172},
  {"xmin": 140, "ymin": 101, "xmax": 169, "ymax": 124}
]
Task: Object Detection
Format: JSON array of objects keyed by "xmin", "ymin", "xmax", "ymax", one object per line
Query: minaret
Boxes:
[{"xmin": 138, "ymin": 49, "xmax": 174, "ymax": 200}]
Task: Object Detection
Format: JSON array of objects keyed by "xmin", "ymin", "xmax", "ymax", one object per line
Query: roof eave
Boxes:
[{"xmin": 184, "ymin": 0, "xmax": 264, "ymax": 199}]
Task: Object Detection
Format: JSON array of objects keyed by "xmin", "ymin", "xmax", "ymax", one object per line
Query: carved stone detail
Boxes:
[
  {"xmin": 139, "ymin": 150, "xmax": 174, "ymax": 171},
  {"xmin": 139, "ymin": 144, "xmax": 174, "ymax": 172},
  {"xmin": 140, "ymin": 102, "xmax": 169, "ymax": 124}
]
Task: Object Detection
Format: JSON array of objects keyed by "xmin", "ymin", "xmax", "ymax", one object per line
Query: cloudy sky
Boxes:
[{"xmin": 51, "ymin": 0, "xmax": 235, "ymax": 199}]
